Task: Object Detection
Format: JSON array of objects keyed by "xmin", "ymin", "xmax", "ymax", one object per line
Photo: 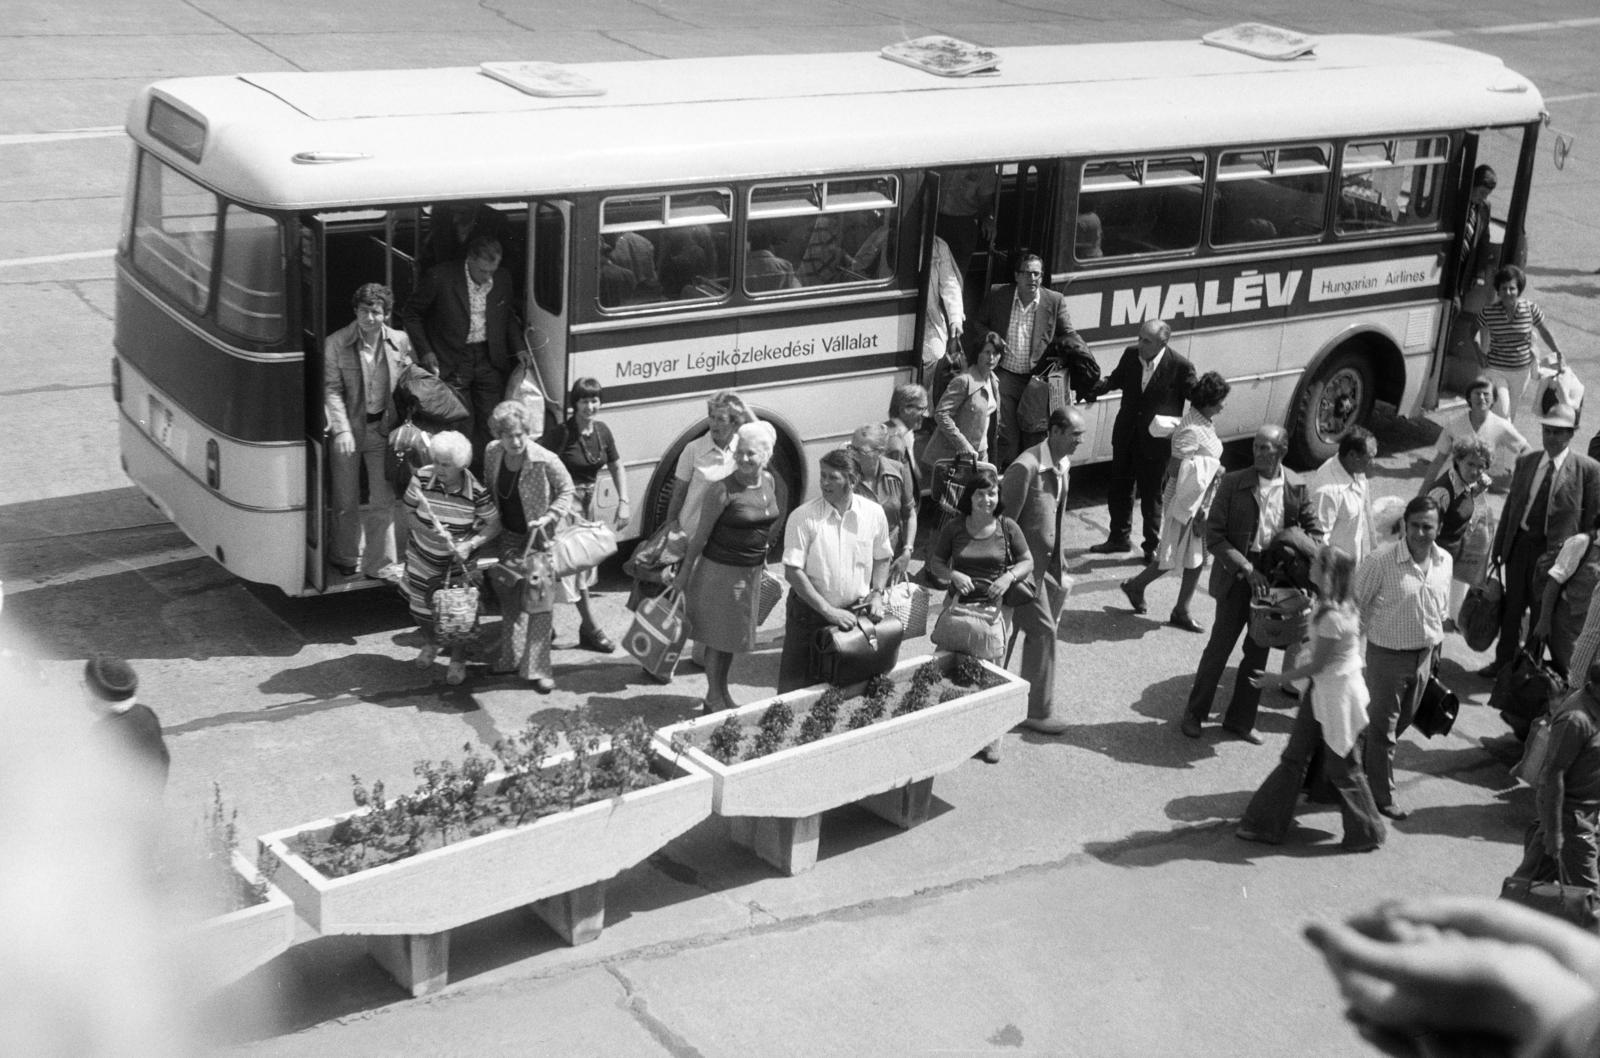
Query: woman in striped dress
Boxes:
[
  {"xmin": 402, "ymin": 431, "xmax": 501, "ymax": 685},
  {"xmin": 486, "ymin": 401, "xmax": 575, "ymax": 692},
  {"xmin": 1478, "ymin": 264, "xmax": 1565, "ymax": 420}
]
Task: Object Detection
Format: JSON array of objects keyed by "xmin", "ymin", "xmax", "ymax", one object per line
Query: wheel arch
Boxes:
[{"xmin": 1283, "ymin": 325, "xmax": 1405, "ymax": 469}]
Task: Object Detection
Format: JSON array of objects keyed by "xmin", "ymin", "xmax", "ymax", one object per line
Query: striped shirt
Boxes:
[
  {"xmin": 404, "ymin": 467, "xmax": 496, "ymax": 559},
  {"xmin": 1355, "ymin": 540, "xmax": 1452, "ymax": 651},
  {"xmin": 1001, "ymin": 292, "xmax": 1039, "ymax": 374},
  {"xmin": 1479, "ymin": 297, "xmax": 1545, "ymax": 370}
]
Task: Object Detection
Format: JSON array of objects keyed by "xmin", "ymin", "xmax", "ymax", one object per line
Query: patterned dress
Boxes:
[
  {"xmin": 1154, "ymin": 408, "xmax": 1223, "ymax": 571},
  {"xmin": 402, "ymin": 467, "xmax": 497, "ymax": 630}
]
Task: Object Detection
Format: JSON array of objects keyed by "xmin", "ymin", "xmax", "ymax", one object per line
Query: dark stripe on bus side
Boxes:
[
  {"xmin": 116, "ymin": 275, "xmax": 305, "ymax": 443},
  {"xmin": 573, "ymin": 295, "xmax": 910, "ymax": 349}
]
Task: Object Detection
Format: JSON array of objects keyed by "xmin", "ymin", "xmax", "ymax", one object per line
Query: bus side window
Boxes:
[
  {"xmin": 1337, "ymin": 136, "xmax": 1449, "ymax": 234},
  {"xmin": 1211, "ymin": 144, "xmax": 1330, "ymax": 246},
  {"xmin": 744, "ymin": 175, "xmax": 899, "ymax": 295},
  {"xmin": 1078, "ymin": 155, "xmax": 1203, "ymax": 259},
  {"xmin": 598, "ymin": 189, "xmax": 732, "ymax": 310},
  {"xmin": 130, "ymin": 152, "xmax": 218, "ymax": 315}
]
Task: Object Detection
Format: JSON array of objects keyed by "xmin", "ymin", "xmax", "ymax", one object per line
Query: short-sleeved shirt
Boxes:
[
  {"xmin": 1433, "ymin": 410, "xmax": 1529, "ymax": 473},
  {"xmin": 1542, "ymin": 691, "xmax": 1600, "ymax": 806},
  {"xmin": 932, "ymin": 516, "xmax": 1031, "ymax": 603},
  {"xmin": 404, "ymin": 467, "xmax": 496, "ymax": 560},
  {"xmin": 541, "ymin": 419, "xmax": 619, "ymax": 488},
  {"xmin": 783, "ymin": 495, "xmax": 892, "ymax": 608},
  {"xmin": 1479, "ymin": 297, "xmax": 1545, "ymax": 370},
  {"xmin": 674, "ymin": 432, "xmax": 736, "ymax": 535}
]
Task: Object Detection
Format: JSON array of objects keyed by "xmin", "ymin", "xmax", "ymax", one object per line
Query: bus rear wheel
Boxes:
[{"xmin": 1289, "ymin": 348, "xmax": 1374, "ymax": 468}]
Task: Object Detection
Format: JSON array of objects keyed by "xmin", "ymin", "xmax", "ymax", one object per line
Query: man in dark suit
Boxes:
[
  {"xmin": 1481, "ymin": 403, "xmax": 1600, "ymax": 678},
  {"xmin": 1000, "ymin": 407, "xmax": 1086, "ymax": 734},
  {"xmin": 1181, "ymin": 425, "xmax": 1323, "ymax": 742},
  {"xmin": 402, "ymin": 235, "xmax": 530, "ymax": 463},
  {"xmin": 1089, "ymin": 318, "xmax": 1196, "ymax": 561},
  {"xmin": 966, "ymin": 252, "xmax": 1085, "ymax": 468}
]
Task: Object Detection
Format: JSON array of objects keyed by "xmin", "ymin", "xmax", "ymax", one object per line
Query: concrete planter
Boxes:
[
  {"xmin": 188, "ymin": 851, "xmax": 297, "ymax": 988},
  {"xmin": 656, "ymin": 652, "xmax": 1027, "ymax": 874},
  {"xmin": 259, "ymin": 747, "xmax": 712, "ymax": 996}
]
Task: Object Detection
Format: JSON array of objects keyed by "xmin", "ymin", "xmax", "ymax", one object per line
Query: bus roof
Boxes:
[{"xmin": 130, "ymin": 34, "xmax": 1545, "ymax": 210}]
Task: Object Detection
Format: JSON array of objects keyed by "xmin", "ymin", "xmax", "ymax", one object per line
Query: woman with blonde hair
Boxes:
[
  {"xmin": 1238, "ymin": 545, "xmax": 1386, "ymax": 852},
  {"xmin": 484, "ymin": 401, "xmax": 574, "ymax": 692},
  {"xmin": 679, "ymin": 421, "xmax": 784, "ymax": 713},
  {"xmin": 402, "ymin": 431, "xmax": 500, "ymax": 685}
]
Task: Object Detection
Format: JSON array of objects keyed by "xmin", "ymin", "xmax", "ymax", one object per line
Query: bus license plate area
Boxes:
[{"xmin": 147, "ymin": 394, "xmax": 178, "ymax": 451}]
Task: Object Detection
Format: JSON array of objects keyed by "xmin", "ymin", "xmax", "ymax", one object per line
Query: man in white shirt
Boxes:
[
  {"xmin": 1355, "ymin": 496, "xmax": 1452, "ymax": 819},
  {"xmin": 778, "ymin": 450, "xmax": 893, "ymax": 693}
]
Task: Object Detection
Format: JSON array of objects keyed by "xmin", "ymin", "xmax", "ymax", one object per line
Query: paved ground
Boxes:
[{"xmin": 2, "ymin": 2, "xmax": 1600, "ymax": 1055}]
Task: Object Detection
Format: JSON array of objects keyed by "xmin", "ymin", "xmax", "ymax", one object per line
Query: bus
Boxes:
[{"xmin": 114, "ymin": 29, "xmax": 1546, "ymax": 595}]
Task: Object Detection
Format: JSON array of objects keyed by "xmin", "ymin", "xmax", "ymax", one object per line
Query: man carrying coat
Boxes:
[
  {"xmin": 1181, "ymin": 425, "xmax": 1323, "ymax": 743},
  {"xmin": 1089, "ymin": 319, "xmax": 1195, "ymax": 562},
  {"xmin": 966, "ymin": 252, "xmax": 1085, "ymax": 468}
]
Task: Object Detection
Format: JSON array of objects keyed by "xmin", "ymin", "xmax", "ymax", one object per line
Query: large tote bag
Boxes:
[{"xmin": 624, "ymin": 588, "xmax": 688, "ymax": 683}]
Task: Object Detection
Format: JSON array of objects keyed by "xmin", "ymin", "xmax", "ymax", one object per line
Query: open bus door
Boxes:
[
  {"xmin": 992, "ymin": 159, "xmax": 1061, "ymax": 283},
  {"xmin": 300, "ymin": 208, "xmax": 424, "ymax": 592},
  {"xmin": 525, "ymin": 201, "xmax": 570, "ymax": 434},
  {"xmin": 912, "ymin": 172, "xmax": 943, "ymax": 370},
  {"xmin": 1428, "ymin": 124, "xmax": 1540, "ymax": 408}
]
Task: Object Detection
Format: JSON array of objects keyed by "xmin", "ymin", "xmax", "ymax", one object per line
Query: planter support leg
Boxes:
[
  {"xmin": 369, "ymin": 931, "xmax": 449, "ymax": 997},
  {"xmin": 529, "ymin": 880, "xmax": 607, "ymax": 946},
  {"xmin": 728, "ymin": 813, "xmax": 822, "ymax": 875},
  {"xmin": 860, "ymin": 777, "xmax": 935, "ymax": 830}
]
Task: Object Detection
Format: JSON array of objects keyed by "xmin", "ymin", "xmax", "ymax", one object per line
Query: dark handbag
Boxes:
[
  {"xmin": 1459, "ymin": 562, "xmax": 1505, "ymax": 653},
  {"xmin": 932, "ymin": 453, "xmax": 998, "ymax": 518},
  {"xmin": 811, "ymin": 609, "xmax": 904, "ymax": 687},
  {"xmin": 1413, "ymin": 673, "xmax": 1461, "ymax": 738},
  {"xmin": 1501, "ymin": 839, "xmax": 1600, "ymax": 931},
  {"xmin": 394, "ymin": 363, "xmax": 469, "ymax": 430},
  {"xmin": 1493, "ymin": 643, "xmax": 1566, "ymax": 741},
  {"xmin": 999, "ymin": 529, "xmax": 1035, "ymax": 608}
]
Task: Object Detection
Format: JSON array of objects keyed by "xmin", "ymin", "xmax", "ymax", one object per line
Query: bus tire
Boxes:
[{"xmin": 1288, "ymin": 347, "xmax": 1375, "ymax": 469}]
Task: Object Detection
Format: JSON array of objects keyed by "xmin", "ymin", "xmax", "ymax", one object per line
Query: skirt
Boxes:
[
  {"xmin": 404, "ymin": 539, "xmax": 455, "ymax": 626},
  {"xmin": 1153, "ymin": 512, "xmax": 1206, "ymax": 571},
  {"xmin": 685, "ymin": 557, "xmax": 764, "ymax": 653}
]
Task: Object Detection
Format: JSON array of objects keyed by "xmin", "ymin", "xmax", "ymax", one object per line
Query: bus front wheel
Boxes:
[{"xmin": 1289, "ymin": 348, "xmax": 1374, "ymax": 468}]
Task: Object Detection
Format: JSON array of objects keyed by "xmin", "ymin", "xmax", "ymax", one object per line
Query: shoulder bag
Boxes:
[
  {"xmin": 999, "ymin": 525, "xmax": 1035, "ymax": 609},
  {"xmin": 1492, "ymin": 641, "xmax": 1566, "ymax": 741},
  {"xmin": 623, "ymin": 587, "xmax": 688, "ymax": 683},
  {"xmin": 931, "ymin": 598, "xmax": 1005, "ymax": 661},
  {"xmin": 549, "ymin": 519, "xmax": 619, "ymax": 577}
]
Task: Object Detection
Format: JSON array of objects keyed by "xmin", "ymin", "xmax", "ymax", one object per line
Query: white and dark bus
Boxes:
[{"xmin": 114, "ymin": 30, "xmax": 1545, "ymax": 594}]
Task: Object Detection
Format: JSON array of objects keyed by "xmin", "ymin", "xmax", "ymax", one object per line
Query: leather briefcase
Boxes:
[{"xmin": 812, "ymin": 611, "xmax": 904, "ymax": 687}]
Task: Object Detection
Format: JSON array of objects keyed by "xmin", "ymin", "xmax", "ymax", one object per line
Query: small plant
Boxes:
[
  {"xmin": 554, "ymin": 712, "xmax": 606, "ymax": 810},
  {"xmin": 706, "ymin": 715, "xmax": 745, "ymax": 764},
  {"xmin": 746, "ymin": 700, "xmax": 796, "ymax": 760},
  {"xmin": 894, "ymin": 661, "xmax": 945, "ymax": 716},
  {"xmin": 597, "ymin": 716, "xmax": 656, "ymax": 794},
  {"xmin": 411, "ymin": 745, "xmax": 493, "ymax": 845},
  {"xmin": 495, "ymin": 720, "xmax": 559, "ymax": 825},
  {"xmin": 937, "ymin": 685, "xmax": 965, "ymax": 704},
  {"xmin": 846, "ymin": 675, "xmax": 895, "ymax": 729},
  {"xmin": 199, "ymin": 783, "xmax": 267, "ymax": 909},
  {"xmin": 952, "ymin": 655, "xmax": 990, "ymax": 688}
]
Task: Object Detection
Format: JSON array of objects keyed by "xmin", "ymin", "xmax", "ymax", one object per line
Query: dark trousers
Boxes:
[
  {"xmin": 1517, "ymin": 810, "xmax": 1600, "ymax": 892},
  {"xmin": 778, "ymin": 594, "xmax": 834, "ymax": 694},
  {"xmin": 935, "ymin": 213, "xmax": 982, "ymax": 290},
  {"xmin": 448, "ymin": 341, "xmax": 508, "ymax": 473},
  {"xmin": 1240, "ymin": 696, "xmax": 1386, "ymax": 849},
  {"xmin": 1107, "ymin": 443, "xmax": 1165, "ymax": 551},
  {"xmin": 1185, "ymin": 577, "xmax": 1267, "ymax": 733},
  {"xmin": 1496, "ymin": 529, "xmax": 1549, "ymax": 666},
  {"xmin": 1362, "ymin": 643, "xmax": 1433, "ymax": 808},
  {"xmin": 994, "ymin": 368, "xmax": 1029, "ymax": 469}
]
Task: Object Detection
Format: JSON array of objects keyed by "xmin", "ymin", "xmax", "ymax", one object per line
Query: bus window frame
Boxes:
[
  {"xmin": 129, "ymin": 149, "xmax": 221, "ymax": 318},
  {"xmin": 1333, "ymin": 132, "xmax": 1453, "ymax": 239},
  {"xmin": 742, "ymin": 172, "xmax": 902, "ymax": 299},
  {"xmin": 594, "ymin": 186, "xmax": 735, "ymax": 316},
  {"xmin": 1208, "ymin": 141, "xmax": 1333, "ymax": 248},
  {"xmin": 214, "ymin": 201, "xmax": 289, "ymax": 344},
  {"xmin": 1072, "ymin": 152, "xmax": 1206, "ymax": 265}
]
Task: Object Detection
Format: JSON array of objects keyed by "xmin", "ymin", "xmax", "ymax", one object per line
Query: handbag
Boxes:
[
  {"xmin": 757, "ymin": 568, "xmax": 785, "ymax": 624},
  {"xmin": 623, "ymin": 587, "xmax": 688, "ymax": 683},
  {"xmin": 1248, "ymin": 588, "xmax": 1313, "ymax": 649},
  {"xmin": 812, "ymin": 609, "xmax": 904, "ymax": 687},
  {"xmin": 999, "ymin": 530, "xmax": 1035, "ymax": 609},
  {"xmin": 1459, "ymin": 562, "xmax": 1505, "ymax": 653},
  {"xmin": 623, "ymin": 522, "xmax": 687, "ymax": 584},
  {"xmin": 932, "ymin": 453, "xmax": 997, "ymax": 518},
  {"xmin": 1501, "ymin": 852, "xmax": 1600, "ymax": 931},
  {"xmin": 393, "ymin": 363, "xmax": 469, "ymax": 430},
  {"xmin": 1412, "ymin": 673, "xmax": 1460, "ymax": 738},
  {"xmin": 1453, "ymin": 507, "xmax": 1495, "ymax": 587},
  {"xmin": 883, "ymin": 575, "xmax": 930, "ymax": 638},
  {"xmin": 1016, "ymin": 360, "xmax": 1068, "ymax": 437},
  {"xmin": 931, "ymin": 598, "xmax": 1005, "ymax": 661},
  {"xmin": 549, "ymin": 519, "xmax": 619, "ymax": 577},
  {"xmin": 430, "ymin": 563, "xmax": 481, "ymax": 647},
  {"xmin": 1511, "ymin": 713, "xmax": 1554, "ymax": 786},
  {"xmin": 1492, "ymin": 643, "xmax": 1566, "ymax": 741}
]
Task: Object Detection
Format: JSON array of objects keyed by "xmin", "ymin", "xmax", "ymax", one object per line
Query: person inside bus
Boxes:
[
  {"xmin": 418, "ymin": 201, "xmax": 512, "ymax": 274},
  {"xmin": 659, "ymin": 225, "xmax": 721, "ymax": 300},
  {"xmin": 402, "ymin": 235, "xmax": 531, "ymax": 471},
  {"xmin": 324, "ymin": 281, "xmax": 416, "ymax": 579},
  {"xmin": 402, "ymin": 431, "xmax": 501, "ymax": 686},
  {"xmin": 934, "ymin": 164, "xmax": 998, "ymax": 290},
  {"xmin": 541, "ymin": 378, "xmax": 631, "ymax": 654},
  {"xmin": 966, "ymin": 251, "xmax": 1084, "ymax": 468},
  {"xmin": 1074, "ymin": 212, "xmax": 1104, "ymax": 260},
  {"xmin": 605, "ymin": 230, "xmax": 660, "ymax": 303},
  {"xmin": 744, "ymin": 223, "xmax": 801, "ymax": 293},
  {"xmin": 1455, "ymin": 164, "xmax": 1499, "ymax": 310}
]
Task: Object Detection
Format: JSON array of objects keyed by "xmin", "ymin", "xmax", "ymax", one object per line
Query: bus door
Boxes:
[
  {"xmin": 992, "ymin": 159, "xmax": 1061, "ymax": 281},
  {"xmin": 526, "ymin": 200, "xmax": 571, "ymax": 432},
  {"xmin": 301, "ymin": 207, "xmax": 424, "ymax": 591},
  {"xmin": 913, "ymin": 172, "xmax": 943, "ymax": 364}
]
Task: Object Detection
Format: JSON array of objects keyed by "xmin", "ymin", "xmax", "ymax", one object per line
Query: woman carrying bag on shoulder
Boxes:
[
  {"xmin": 484, "ymin": 400, "xmax": 575, "ymax": 693},
  {"xmin": 922, "ymin": 333, "xmax": 1001, "ymax": 474},
  {"xmin": 927, "ymin": 466, "xmax": 1032, "ymax": 763}
]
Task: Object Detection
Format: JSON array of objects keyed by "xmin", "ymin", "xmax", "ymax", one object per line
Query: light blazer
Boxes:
[
  {"xmin": 483, "ymin": 438, "xmax": 577, "ymax": 536},
  {"xmin": 1205, "ymin": 467, "xmax": 1323, "ymax": 600},
  {"xmin": 1493, "ymin": 448, "xmax": 1600, "ymax": 562},
  {"xmin": 402, "ymin": 259, "xmax": 528, "ymax": 379},
  {"xmin": 1100, "ymin": 346, "xmax": 1197, "ymax": 459},
  {"xmin": 1000, "ymin": 444, "xmax": 1069, "ymax": 578},
  {"xmin": 965, "ymin": 284, "xmax": 1078, "ymax": 366},
  {"xmin": 922, "ymin": 369, "xmax": 998, "ymax": 467},
  {"xmin": 323, "ymin": 320, "xmax": 414, "ymax": 440}
]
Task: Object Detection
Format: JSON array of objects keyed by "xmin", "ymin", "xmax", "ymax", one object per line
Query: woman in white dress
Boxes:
[
  {"xmin": 1237, "ymin": 546, "xmax": 1386, "ymax": 852},
  {"xmin": 1119, "ymin": 371, "xmax": 1231, "ymax": 633},
  {"xmin": 1417, "ymin": 374, "xmax": 1530, "ymax": 490}
]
